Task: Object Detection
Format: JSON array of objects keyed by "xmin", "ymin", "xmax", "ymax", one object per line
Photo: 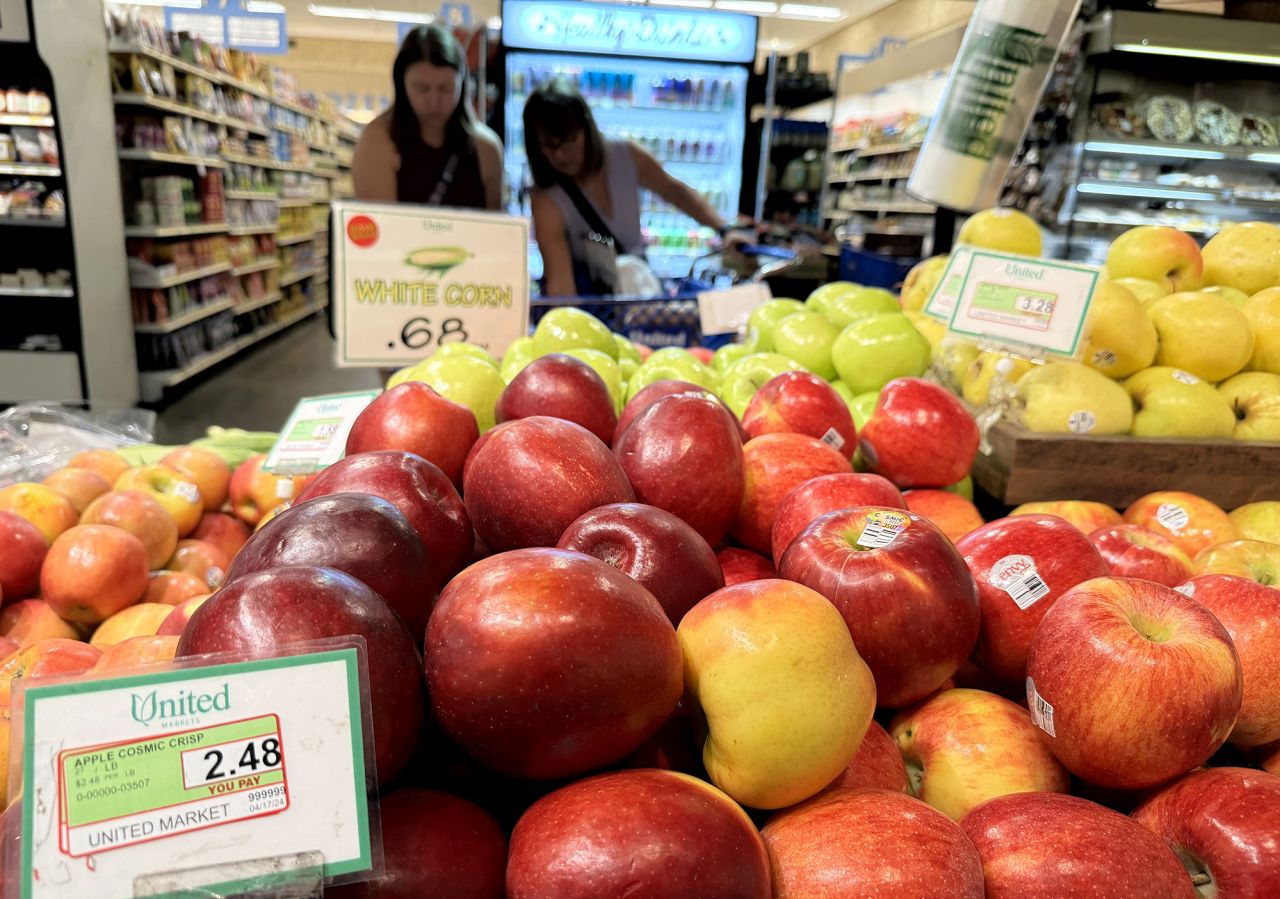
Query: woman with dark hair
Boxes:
[
  {"xmin": 523, "ymin": 78, "xmax": 733, "ymax": 297},
  {"xmin": 352, "ymin": 24, "xmax": 503, "ymax": 209}
]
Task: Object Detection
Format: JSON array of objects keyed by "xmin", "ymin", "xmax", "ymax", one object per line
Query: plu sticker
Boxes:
[
  {"xmin": 1067, "ymin": 411, "xmax": 1096, "ymax": 434},
  {"xmin": 820, "ymin": 427, "xmax": 846, "ymax": 451},
  {"xmin": 856, "ymin": 510, "xmax": 911, "ymax": 549},
  {"xmin": 175, "ymin": 482, "xmax": 201, "ymax": 504},
  {"xmin": 989, "ymin": 554, "xmax": 1050, "ymax": 610},
  {"xmin": 404, "ymin": 246, "xmax": 473, "ymax": 279},
  {"xmin": 1174, "ymin": 582, "xmax": 1196, "ymax": 598},
  {"xmin": 1156, "ymin": 503, "xmax": 1190, "ymax": 535},
  {"xmin": 1026, "ymin": 676, "xmax": 1056, "ymax": 737},
  {"xmin": 1091, "ymin": 349, "xmax": 1117, "ymax": 368},
  {"xmin": 1172, "ymin": 369, "xmax": 1199, "ymax": 385}
]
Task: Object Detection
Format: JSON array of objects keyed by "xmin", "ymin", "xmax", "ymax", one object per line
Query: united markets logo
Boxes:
[{"xmin": 131, "ymin": 683, "xmax": 230, "ymax": 728}]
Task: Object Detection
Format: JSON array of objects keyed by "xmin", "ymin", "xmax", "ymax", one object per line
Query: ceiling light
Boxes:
[
  {"xmin": 371, "ymin": 9, "xmax": 432, "ymax": 23},
  {"xmin": 487, "ymin": 16, "xmax": 503, "ymax": 30},
  {"xmin": 714, "ymin": 1, "xmax": 778, "ymax": 13},
  {"xmin": 653, "ymin": 0, "xmax": 716, "ymax": 8},
  {"xmin": 1114, "ymin": 42, "xmax": 1280, "ymax": 67},
  {"xmin": 106, "ymin": 0, "xmax": 203, "ymax": 8},
  {"xmin": 307, "ymin": 4, "xmax": 431, "ymax": 23},
  {"xmin": 1248, "ymin": 152, "xmax": 1280, "ymax": 165},
  {"xmin": 777, "ymin": 3, "xmax": 845, "ymax": 20},
  {"xmin": 1082, "ymin": 141, "xmax": 1225, "ymax": 161},
  {"xmin": 245, "ymin": 1, "xmax": 287, "ymax": 12},
  {"xmin": 1077, "ymin": 183, "xmax": 1218, "ymax": 202}
]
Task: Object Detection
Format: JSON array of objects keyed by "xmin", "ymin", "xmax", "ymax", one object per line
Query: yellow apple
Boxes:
[
  {"xmin": 88, "ymin": 602, "xmax": 174, "ymax": 649},
  {"xmin": 1147, "ymin": 291, "xmax": 1254, "ymax": 383},
  {"xmin": 1243, "ymin": 287, "xmax": 1280, "ymax": 374},
  {"xmin": 1105, "ymin": 225, "xmax": 1204, "ymax": 292},
  {"xmin": 1112, "ymin": 277, "xmax": 1170, "ymax": 307},
  {"xmin": 1193, "ymin": 539, "xmax": 1280, "ymax": 586},
  {"xmin": 113, "ymin": 465, "xmax": 203, "ymax": 537},
  {"xmin": 1218, "ymin": 372, "xmax": 1280, "ymax": 441},
  {"xmin": 385, "ymin": 366, "xmax": 414, "ymax": 389},
  {"xmin": 936, "ymin": 339, "xmax": 981, "ymax": 393},
  {"xmin": 889, "ymin": 688, "xmax": 1069, "ymax": 821},
  {"xmin": 904, "ymin": 310, "xmax": 946, "ymax": 348},
  {"xmin": 1202, "ymin": 221, "xmax": 1280, "ymax": 296},
  {"xmin": 957, "ymin": 208, "xmax": 1042, "ymax": 257},
  {"xmin": 1124, "ymin": 367, "xmax": 1235, "ymax": 439},
  {"xmin": 962, "ymin": 352, "xmax": 1034, "ymax": 407},
  {"xmin": 1229, "ymin": 502, "xmax": 1280, "ymax": 544},
  {"xmin": 1015, "ymin": 363, "xmax": 1133, "ymax": 435},
  {"xmin": 1082, "ymin": 281, "xmax": 1158, "ymax": 379},
  {"xmin": 678, "ymin": 579, "xmax": 876, "ymax": 810},
  {"xmin": 1202, "ymin": 285, "xmax": 1251, "ymax": 307},
  {"xmin": 900, "ymin": 255, "xmax": 949, "ymax": 313}
]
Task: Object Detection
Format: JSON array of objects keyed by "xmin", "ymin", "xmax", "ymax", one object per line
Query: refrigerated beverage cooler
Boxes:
[{"xmin": 501, "ymin": 0, "xmax": 757, "ymax": 283}]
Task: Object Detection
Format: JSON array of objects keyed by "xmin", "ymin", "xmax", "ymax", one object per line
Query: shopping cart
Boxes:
[{"xmin": 530, "ymin": 244, "xmax": 801, "ymax": 349}]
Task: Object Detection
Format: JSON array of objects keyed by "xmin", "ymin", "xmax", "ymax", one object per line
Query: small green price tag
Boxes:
[{"xmin": 263, "ymin": 390, "xmax": 380, "ymax": 476}]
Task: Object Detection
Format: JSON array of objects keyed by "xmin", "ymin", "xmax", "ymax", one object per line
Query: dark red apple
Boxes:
[
  {"xmin": 955, "ymin": 514, "xmax": 1111, "ymax": 683},
  {"xmin": 716, "ymin": 547, "xmax": 776, "ymax": 586},
  {"xmin": 328, "ymin": 788, "xmax": 507, "ymax": 899},
  {"xmin": 496, "ymin": 353, "xmax": 617, "ymax": 445},
  {"xmin": 741, "ymin": 371, "xmax": 857, "ymax": 460},
  {"xmin": 613, "ymin": 395, "xmax": 744, "ymax": 547},
  {"xmin": 461, "ymin": 421, "xmax": 514, "ymax": 485},
  {"xmin": 779, "ymin": 506, "xmax": 979, "ymax": 707},
  {"xmin": 346, "ymin": 382, "xmax": 479, "ymax": 488},
  {"xmin": 820, "ymin": 721, "xmax": 909, "ymax": 795},
  {"xmin": 557, "ymin": 503, "xmax": 723, "ymax": 625},
  {"xmin": 506, "ymin": 769, "xmax": 770, "ymax": 899},
  {"xmin": 859, "ymin": 377, "xmax": 979, "ymax": 488},
  {"xmin": 961, "ymin": 792, "xmax": 1195, "ymax": 899},
  {"xmin": 0, "ymin": 511, "xmax": 47, "ymax": 600},
  {"xmin": 464, "ymin": 418, "xmax": 633, "ymax": 552},
  {"xmin": 226, "ymin": 492, "xmax": 434, "ymax": 639},
  {"xmin": 296, "ymin": 450, "xmax": 472, "ymax": 592},
  {"xmin": 425, "ymin": 548, "xmax": 681, "ymax": 779},
  {"xmin": 1090, "ymin": 524, "xmax": 1193, "ymax": 587},
  {"xmin": 770, "ymin": 472, "xmax": 905, "ymax": 566},
  {"xmin": 177, "ymin": 565, "xmax": 424, "ymax": 786},
  {"xmin": 613, "ymin": 380, "xmax": 742, "ymax": 447},
  {"xmin": 733, "ymin": 433, "xmax": 851, "ymax": 554}
]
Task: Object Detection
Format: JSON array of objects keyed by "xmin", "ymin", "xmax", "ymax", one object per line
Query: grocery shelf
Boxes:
[
  {"xmin": 233, "ymin": 291, "xmax": 284, "ymax": 314},
  {"xmin": 113, "ymin": 92, "xmax": 224, "ymax": 127},
  {"xmin": 223, "ymin": 153, "xmax": 312, "ymax": 172},
  {"xmin": 831, "ymin": 140, "xmax": 922, "ymax": 156},
  {"xmin": 279, "ymin": 266, "xmax": 318, "ymax": 288},
  {"xmin": 272, "ymin": 97, "xmax": 318, "ymax": 119},
  {"xmin": 225, "ymin": 190, "xmax": 280, "ymax": 201},
  {"xmin": 228, "ymin": 223, "xmax": 278, "ymax": 236},
  {"xmin": 828, "ymin": 201, "xmax": 936, "ymax": 215},
  {"xmin": 124, "ymin": 222, "xmax": 228, "ymax": 238},
  {"xmin": 277, "ymin": 231, "xmax": 315, "ymax": 246},
  {"xmin": 109, "ymin": 42, "xmax": 218, "ymax": 82},
  {"xmin": 279, "ymin": 197, "xmax": 315, "ymax": 208},
  {"xmin": 1076, "ymin": 179, "xmax": 1280, "ymax": 205},
  {"xmin": 230, "ymin": 258, "xmax": 280, "ymax": 277},
  {"xmin": 0, "ymin": 162, "xmax": 61, "ymax": 177},
  {"xmin": 0, "ymin": 113, "xmax": 55, "ymax": 127},
  {"xmin": 130, "ymin": 260, "xmax": 232, "ymax": 290},
  {"xmin": 0, "ymin": 285, "xmax": 74, "ymax": 298},
  {"xmin": 1071, "ymin": 212, "xmax": 1216, "ymax": 235},
  {"xmin": 314, "ymin": 270, "xmax": 329, "ymax": 285},
  {"xmin": 829, "ymin": 168, "xmax": 914, "ymax": 184},
  {"xmin": 0, "ymin": 215, "xmax": 65, "ymax": 228},
  {"xmin": 133, "ymin": 297, "xmax": 234, "ymax": 334},
  {"xmin": 117, "ymin": 148, "xmax": 226, "ymax": 168},
  {"xmin": 225, "ymin": 117, "xmax": 271, "ymax": 137},
  {"xmin": 222, "ymin": 75, "xmax": 272, "ymax": 101}
]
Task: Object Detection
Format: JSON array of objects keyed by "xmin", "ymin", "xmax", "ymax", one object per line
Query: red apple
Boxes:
[
  {"xmin": 557, "ymin": 503, "xmax": 724, "ymax": 626},
  {"xmin": 460, "ymin": 420, "xmax": 514, "ymax": 486},
  {"xmin": 506, "ymin": 770, "xmax": 770, "ymax": 899},
  {"xmin": 496, "ymin": 353, "xmax": 618, "ymax": 445},
  {"xmin": 0, "ymin": 511, "xmax": 47, "ymax": 600},
  {"xmin": 143, "ymin": 571, "xmax": 208, "ymax": 606},
  {"xmin": 464, "ymin": 417, "xmax": 634, "ymax": 552},
  {"xmin": 741, "ymin": 371, "xmax": 857, "ymax": 460},
  {"xmin": 90, "ymin": 634, "xmax": 179, "ymax": 672},
  {"xmin": 166, "ymin": 539, "xmax": 230, "ymax": 590},
  {"xmin": 113, "ymin": 464, "xmax": 203, "ymax": 536},
  {"xmin": 716, "ymin": 547, "xmax": 776, "ymax": 586},
  {"xmin": 229, "ymin": 454, "xmax": 311, "ymax": 526},
  {"xmin": 0, "ymin": 482, "xmax": 78, "ymax": 545},
  {"xmin": 613, "ymin": 380, "xmax": 742, "ymax": 447},
  {"xmin": 733, "ymin": 433, "xmax": 850, "ymax": 554},
  {"xmin": 859, "ymin": 377, "xmax": 979, "ymax": 488},
  {"xmin": 1132, "ymin": 766, "xmax": 1280, "ymax": 898},
  {"xmin": 1257, "ymin": 741, "xmax": 1280, "ymax": 776},
  {"xmin": 328, "ymin": 788, "xmax": 507, "ymax": 899},
  {"xmin": 1177, "ymin": 573, "xmax": 1280, "ymax": 748},
  {"xmin": 614, "ymin": 394, "xmax": 744, "ymax": 547},
  {"xmin": 297, "ymin": 450, "xmax": 473, "ymax": 595},
  {"xmin": 903, "ymin": 489, "xmax": 984, "ymax": 543},
  {"xmin": 763, "ymin": 789, "xmax": 984, "ymax": 899},
  {"xmin": 177, "ymin": 565, "xmax": 424, "ymax": 786},
  {"xmin": 779, "ymin": 506, "xmax": 979, "ymax": 707},
  {"xmin": 80, "ymin": 489, "xmax": 179, "ymax": 570},
  {"xmin": 40, "ymin": 524, "xmax": 149, "ymax": 624},
  {"xmin": 0, "ymin": 599, "xmax": 81, "ymax": 646},
  {"xmin": 961, "ymin": 792, "xmax": 1195, "ymax": 899},
  {"xmin": 1024, "ymin": 577, "xmax": 1242, "ymax": 789},
  {"xmin": 66, "ymin": 449, "xmax": 131, "ymax": 485},
  {"xmin": 688, "ymin": 346, "xmax": 714, "ymax": 365},
  {"xmin": 40, "ymin": 468, "xmax": 111, "ymax": 514},
  {"xmin": 819, "ymin": 721, "xmax": 909, "ymax": 795},
  {"xmin": 347, "ymin": 382, "xmax": 480, "ymax": 488},
  {"xmin": 955, "ymin": 514, "xmax": 1111, "ymax": 683},
  {"xmin": 161, "ymin": 446, "xmax": 231, "ymax": 512},
  {"xmin": 1010, "ymin": 500, "xmax": 1123, "ymax": 534},
  {"xmin": 1090, "ymin": 524, "xmax": 1194, "ymax": 586},
  {"xmin": 1124, "ymin": 490, "xmax": 1240, "ymax": 558},
  {"xmin": 425, "ymin": 548, "xmax": 681, "ymax": 780},
  {"xmin": 155, "ymin": 594, "xmax": 210, "ymax": 637},
  {"xmin": 0, "ymin": 638, "xmax": 16, "ymax": 662},
  {"xmin": 227, "ymin": 492, "xmax": 433, "ymax": 640},
  {"xmin": 770, "ymin": 472, "xmax": 905, "ymax": 566},
  {"xmin": 190, "ymin": 512, "xmax": 250, "ymax": 563}
]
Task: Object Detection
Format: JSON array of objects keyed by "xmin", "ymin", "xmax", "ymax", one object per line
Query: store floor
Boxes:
[{"xmin": 154, "ymin": 316, "xmax": 380, "ymax": 444}]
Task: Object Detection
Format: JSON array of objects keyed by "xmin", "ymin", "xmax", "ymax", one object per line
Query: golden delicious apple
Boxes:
[
  {"xmin": 1229, "ymin": 502, "xmax": 1280, "ymax": 545},
  {"xmin": 1147, "ymin": 291, "xmax": 1254, "ymax": 383},
  {"xmin": 1105, "ymin": 225, "xmax": 1204, "ymax": 292},
  {"xmin": 1124, "ymin": 367, "xmax": 1235, "ymax": 439},
  {"xmin": 1082, "ymin": 281, "xmax": 1158, "ymax": 379},
  {"xmin": 1015, "ymin": 363, "xmax": 1134, "ymax": 435},
  {"xmin": 957, "ymin": 208, "xmax": 1042, "ymax": 257},
  {"xmin": 1202, "ymin": 221, "xmax": 1280, "ymax": 296},
  {"xmin": 900, "ymin": 255, "xmax": 949, "ymax": 313},
  {"xmin": 1218, "ymin": 371, "xmax": 1280, "ymax": 441},
  {"xmin": 1113, "ymin": 277, "xmax": 1170, "ymax": 307},
  {"xmin": 1243, "ymin": 287, "xmax": 1280, "ymax": 375},
  {"xmin": 1202, "ymin": 285, "xmax": 1251, "ymax": 307},
  {"xmin": 963, "ymin": 352, "xmax": 1034, "ymax": 407}
]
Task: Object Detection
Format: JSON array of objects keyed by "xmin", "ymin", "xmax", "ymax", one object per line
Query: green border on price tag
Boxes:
[
  {"xmin": 20, "ymin": 649, "xmax": 371, "ymax": 899},
  {"xmin": 263, "ymin": 389, "xmax": 381, "ymax": 476}
]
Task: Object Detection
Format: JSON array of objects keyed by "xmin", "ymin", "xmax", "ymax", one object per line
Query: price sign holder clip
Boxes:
[{"xmin": 133, "ymin": 850, "xmax": 326, "ymax": 898}]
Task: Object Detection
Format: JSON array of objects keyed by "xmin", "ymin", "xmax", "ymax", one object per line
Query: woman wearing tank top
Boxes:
[
  {"xmin": 352, "ymin": 25, "xmax": 503, "ymax": 210},
  {"xmin": 523, "ymin": 78, "xmax": 732, "ymax": 297}
]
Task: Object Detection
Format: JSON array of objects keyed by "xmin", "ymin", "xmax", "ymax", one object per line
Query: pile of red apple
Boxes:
[{"xmin": 2, "ymin": 353, "xmax": 1280, "ymax": 898}]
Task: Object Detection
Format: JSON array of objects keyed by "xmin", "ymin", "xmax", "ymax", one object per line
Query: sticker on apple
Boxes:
[
  {"xmin": 1067, "ymin": 411, "xmax": 1096, "ymax": 434},
  {"xmin": 989, "ymin": 554, "xmax": 1050, "ymax": 610},
  {"xmin": 1025, "ymin": 676, "xmax": 1056, "ymax": 737},
  {"xmin": 1156, "ymin": 503, "xmax": 1190, "ymax": 535},
  {"xmin": 1091, "ymin": 349, "xmax": 1117, "ymax": 368},
  {"xmin": 175, "ymin": 482, "xmax": 201, "ymax": 504},
  {"xmin": 1172, "ymin": 369, "xmax": 1199, "ymax": 385},
  {"xmin": 1174, "ymin": 582, "xmax": 1195, "ymax": 598},
  {"xmin": 820, "ymin": 427, "xmax": 846, "ymax": 451},
  {"xmin": 856, "ymin": 510, "xmax": 911, "ymax": 550}
]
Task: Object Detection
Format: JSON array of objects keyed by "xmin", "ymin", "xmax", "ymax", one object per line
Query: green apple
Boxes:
[
  {"xmin": 744, "ymin": 299, "xmax": 805, "ymax": 353},
  {"xmin": 804, "ymin": 281, "xmax": 859, "ymax": 315},
  {"xmin": 533, "ymin": 307, "xmax": 618, "ymax": 358},
  {"xmin": 647, "ymin": 347, "xmax": 696, "ymax": 366},
  {"xmin": 830, "ymin": 313, "xmax": 931, "ymax": 395},
  {"xmin": 626, "ymin": 355, "xmax": 719, "ymax": 403},
  {"xmin": 944, "ymin": 474, "xmax": 974, "ymax": 501},
  {"xmin": 407, "ymin": 353, "xmax": 506, "ymax": 432},
  {"xmin": 1015, "ymin": 362, "xmax": 1133, "ymax": 435},
  {"xmin": 619, "ymin": 357, "xmax": 638, "ymax": 383},
  {"xmin": 772, "ymin": 312, "xmax": 839, "ymax": 380},
  {"xmin": 434, "ymin": 342, "xmax": 498, "ymax": 367},
  {"xmin": 712, "ymin": 343, "xmax": 750, "ymax": 374},
  {"xmin": 613, "ymin": 333, "xmax": 643, "ymax": 365},
  {"xmin": 850, "ymin": 391, "xmax": 880, "ymax": 431},
  {"xmin": 720, "ymin": 353, "xmax": 805, "ymax": 419},
  {"xmin": 1125, "ymin": 367, "xmax": 1235, "ymax": 438},
  {"xmin": 1202, "ymin": 285, "xmax": 1250, "ymax": 308},
  {"xmin": 823, "ymin": 287, "xmax": 899, "ymax": 330},
  {"xmin": 566, "ymin": 348, "xmax": 625, "ymax": 413},
  {"xmin": 1218, "ymin": 371, "xmax": 1280, "ymax": 440},
  {"xmin": 499, "ymin": 335, "xmax": 536, "ymax": 383}
]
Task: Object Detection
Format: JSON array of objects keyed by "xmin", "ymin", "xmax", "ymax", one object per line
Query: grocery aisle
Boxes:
[{"xmin": 153, "ymin": 315, "xmax": 378, "ymax": 444}]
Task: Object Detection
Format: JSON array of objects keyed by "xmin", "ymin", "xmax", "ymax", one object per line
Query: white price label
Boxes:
[
  {"xmin": 263, "ymin": 389, "xmax": 381, "ymax": 476},
  {"xmin": 990, "ymin": 554, "xmax": 1050, "ymax": 610},
  {"xmin": 1026, "ymin": 677, "xmax": 1056, "ymax": 737},
  {"xmin": 174, "ymin": 482, "xmax": 201, "ymax": 504},
  {"xmin": 1172, "ymin": 369, "xmax": 1199, "ymax": 385},
  {"xmin": 820, "ymin": 427, "xmax": 846, "ymax": 451},
  {"xmin": 333, "ymin": 201, "xmax": 530, "ymax": 366},
  {"xmin": 1156, "ymin": 502, "xmax": 1190, "ymax": 535},
  {"xmin": 697, "ymin": 282, "xmax": 771, "ymax": 336},
  {"xmin": 856, "ymin": 510, "xmax": 911, "ymax": 549},
  {"xmin": 1174, "ymin": 583, "xmax": 1196, "ymax": 598}
]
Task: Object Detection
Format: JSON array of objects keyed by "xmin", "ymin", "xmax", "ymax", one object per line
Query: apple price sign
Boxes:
[
  {"xmin": 11, "ymin": 644, "xmax": 377, "ymax": 899},
  {"xmin": 332, "ymin": 200, "xmax": 530, "ymax": 367},
  {"xmin": 263, "ymin": 389, "xmax": 381, "ymax": 476}
]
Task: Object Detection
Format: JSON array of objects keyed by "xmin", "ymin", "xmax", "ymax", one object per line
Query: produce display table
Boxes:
[{"xmin": 973, "ymin": 420, "xmax": 1280, "ymax": 509}]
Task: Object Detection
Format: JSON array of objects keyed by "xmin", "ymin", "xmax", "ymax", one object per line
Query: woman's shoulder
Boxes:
[
  {"xmin": 471, "ymin": 123, "xmax": 503, "ymax": 158},
  {"xmin": 356, "ymin": 111, "xmax": 394, "ymax": 148}
]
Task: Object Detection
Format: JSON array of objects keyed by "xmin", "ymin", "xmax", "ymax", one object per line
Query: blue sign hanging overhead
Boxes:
[
  {"xmin": 166, "ymin": 0, "xmax": 289, "ymax": 56},
  {"xmin": 501, "ymin": 0, "xmax": 758, "ymax": 64}
]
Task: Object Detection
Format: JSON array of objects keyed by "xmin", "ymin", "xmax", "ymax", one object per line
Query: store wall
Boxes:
[
  {"xmin": 283, "ymin": 36, "xmax": 397, "ymax": 117},
  {"xmin": 805, "ymin": 0, "xmax": 975, "ymax": 73}
]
